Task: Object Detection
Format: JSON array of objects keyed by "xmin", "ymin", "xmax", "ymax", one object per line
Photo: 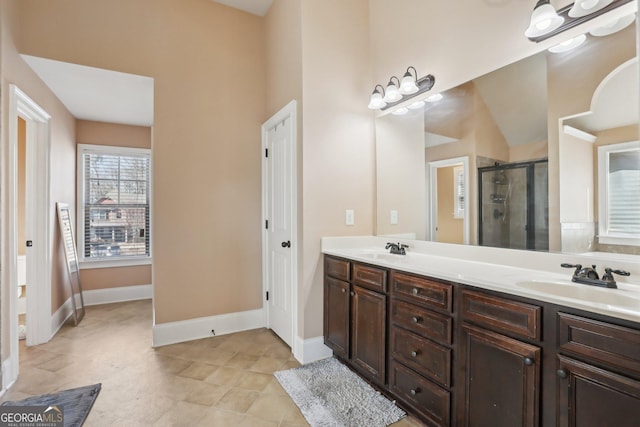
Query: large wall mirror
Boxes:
[{"xmin": 376, "ymin": 6, "xmax": 639, "ymax": 255}]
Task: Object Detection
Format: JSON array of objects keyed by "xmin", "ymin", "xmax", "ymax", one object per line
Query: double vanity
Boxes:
[{"xmin": 322, "ymin": 236, "xmax": 640, "ymax": 427}]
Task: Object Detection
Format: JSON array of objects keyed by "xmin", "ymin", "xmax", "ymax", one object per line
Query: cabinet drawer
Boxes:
[
  {"xmin": 325, "ymin": 256, "xmax": 350, "ymax": 282},
  {"xmin": 391, "ymin": 299, "xmax": 452, "ymax": 345},
  {"xmin": 353, "ymin": 263, "xmax": 387, "ymax": 293},
  {"xmin": 389, "ymin": 360, "xmax": 450, "ymax": 427},
  {"xmin": 390, "ymin": 326, "xmax": 451, "ymax": 387},
  {"xmin": 461, "ymin": 290, "xmax": 541, "ymax": 340},
  {"xmin": 391, "ymin": 272, "xmax": 453, "ymax": 313},
  {"xmin": 558, "ymin": 313, "xmax": 640, "ymax": 377}
]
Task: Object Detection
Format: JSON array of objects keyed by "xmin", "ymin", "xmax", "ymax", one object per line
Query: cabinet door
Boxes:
[
  {"xmin": 460, "ymin": 324, "xmax": 540, "ymax": 427},
  {"xmin": 324, "ymin": 277, "xmax": 350, "ymax": 358},
  {"xmin": 351, "ymin": 285, "xmax": 386, "ymax": 384},
  {"xmin": 557, "ymin": 356, "xmax": 640, "ymax": 427}
]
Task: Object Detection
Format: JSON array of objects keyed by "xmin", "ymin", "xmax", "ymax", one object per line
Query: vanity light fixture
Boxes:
[
  {"xmin": 408, "ymin": 100, "xmax": 426, "ymax": 109},
  {"xmin": 426, "ymin": 93, "xmax": 443, "ymax": 103},
  {"xmin": 368, "ymin": 67, "xmax": 436, "ymax": 111},
  {"xmin": 590, "ymin": 12, "xmax": 636, "ymax": 36},
  {"xmin": 525, "ymin": 0, "xmax": 564, "ymax": 38},
  {"xmin": 368, "ymin": 85, "xmax": 387, "ymax": 110},
  {"xmin": 569, "ymin": 0, "xmax": 614, "ymax": 17},
  {"xmin": 392, "ymin": 107, "xmax": 409, "ymax": 115},
  {"xmin": 384, "ymin": 76, "xmax": 403, "ymax": 103},
  {"xmin": 526, "ymin": 0, "xmax": 633, "ymax": 42},
  {"xmin": 548, "ymin": 33, "xmax": 587, "ymax": 52},
  {"xmin": 399, "ymin": 67, "xmax": 420, "ymax": 95}
]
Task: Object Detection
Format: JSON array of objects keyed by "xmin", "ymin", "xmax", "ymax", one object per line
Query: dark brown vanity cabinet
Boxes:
[
  {"xmin": 389, "ymin": 271, "xmax": 454, "ymax": 427},
  {"xmin": 555, "ymin": 313, "xmax": 640, "ymax": 427},
  {"xmin": 323, "ymin": 254, "xmax": 640, "ymax": 426},
  {"xmin": 458, "ymin": 290, "xmax": 542, "ymax": 427},
  {"xmin": 323, "ymin": 256, "xmax": 388, "ymax": 385}
]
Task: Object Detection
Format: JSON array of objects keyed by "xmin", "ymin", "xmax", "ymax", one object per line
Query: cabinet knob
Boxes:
[
  {"xmin": 557, "ymin": 369, "xmax": 568, "ymax": 379},
  {"xmin": 412, "ymin": 316, "xmax": 421, "ymax": 324},
  {"xmin": 350, "ymin": 291, "xmax": 355, "ymax": 296},
  {"xmin": 410, "ymin": 388, "xmax": 421, "ymax": 396},
  {"xmin": 411, "ymin": 350, "xmax": 420, "ymax": 358},
  {"xmin": 412, "ymin": 288, "xmax": 419, "ymax": 295},
  {"xmin": 341, "ymin": 288, "xmax": 346, "ymax": 293},
  {"xmin": 524, "ymin": 357, "xmax": 534, "ymax": 366}
]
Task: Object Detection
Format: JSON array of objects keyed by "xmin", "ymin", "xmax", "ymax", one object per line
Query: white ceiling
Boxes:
[
  {"xmin": 22, "ymin": 55, "xmax": 154, "ymax": 127},
  {"xmin": 213, "ymin": 0, "xmax": 272, "ymax": 16}
]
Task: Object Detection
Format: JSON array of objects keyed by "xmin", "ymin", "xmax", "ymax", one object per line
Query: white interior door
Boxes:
[{"xmin": 263, "ymin": 102, "xmax": 297, "ymax": 348}]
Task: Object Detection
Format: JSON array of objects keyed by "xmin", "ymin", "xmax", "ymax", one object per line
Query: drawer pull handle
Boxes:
[
  {"xmin": 411, "ymin": 350, "xmax": 420, "ymax": 358},
  {"xmin": 524, "ymin": 357, "xmax": 534, "ymax": 366},
  {"xmin": 410, "ymin": 388, "xmax": 421, "ymax": 396},
  {"xmin": 557, "ymin": 369, "xmax": 568, "ymax": 379},
  {"xmin": 412, "ymin": 316, "xmax": 421, "ymax": 324},
  {"xmin": 412, "ymin": 288, "xmax": 419, "ymax": 295}
]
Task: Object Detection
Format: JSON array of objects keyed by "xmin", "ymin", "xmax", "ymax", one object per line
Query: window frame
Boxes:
[
  {"xmin": 597, "ymin": 140, "xmax": 640, "ymax": 246},
  {"xmin": 77, "ymin": 144, "xmax": 152, "ymax": 269}
]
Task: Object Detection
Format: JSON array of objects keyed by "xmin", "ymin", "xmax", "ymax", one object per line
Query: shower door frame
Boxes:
[{"xmin": 477, "ymin": 159, "xmax": 548, "ymax": 250}]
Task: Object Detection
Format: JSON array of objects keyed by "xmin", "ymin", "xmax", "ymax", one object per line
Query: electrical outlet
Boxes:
[
  {"xmin": 211, "ymin": 329, "xmax": 216, "ymax": 336},
  {"xmin": 390, "ymin": 210, "xmax": 398, "ymax": 225},
  {"xmin": 345, "ymin": 209, "xmax": 355, "ymax": 226}
]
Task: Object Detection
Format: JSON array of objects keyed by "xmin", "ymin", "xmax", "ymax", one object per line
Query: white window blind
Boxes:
[
  {"xmin": 79, "ymin": 145, "xmax": 151, "ymax": 261},
  {"xmin": 454, "ymin": 166, "xmax": 465, "ymax": 219},
  {"xmin": 598, "ymin": 141, "xmax": 640, "ymax": 245}
]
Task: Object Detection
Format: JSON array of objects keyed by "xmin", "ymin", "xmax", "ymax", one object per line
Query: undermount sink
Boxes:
[
  {"xmin": 357, "ymin": 251, "xmax": 408, "ymax": 263},
  {"xmin": 515, "ymin": 280, "xmax": 640, "ymax": 309}
]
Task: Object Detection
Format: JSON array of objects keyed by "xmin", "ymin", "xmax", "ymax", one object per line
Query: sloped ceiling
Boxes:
[
  {"xmin": 213, "ymin": 0, "xmax": 272, "ymax": 16},
  {"xmin": 22, "ymin": 55, "xmax": 154, "ymax": 127}
]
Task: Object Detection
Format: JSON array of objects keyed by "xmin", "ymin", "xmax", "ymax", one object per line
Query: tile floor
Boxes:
[{"xmin": 1, "ymin": 300, "xmax": 422, "ymax": 426}]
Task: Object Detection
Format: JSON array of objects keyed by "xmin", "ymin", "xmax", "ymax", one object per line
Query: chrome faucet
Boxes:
[
  {"xmin": 561, "ymin": 263, "xmax": 630, "ymax": 289},
  {"xmin": 385, "ymin": 242, "xmax": 408, "ymax": 255}
]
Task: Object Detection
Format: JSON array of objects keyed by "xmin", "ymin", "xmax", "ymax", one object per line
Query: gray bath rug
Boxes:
[
  {"xmin": 1, "ymin": 383, "xmax": 101, "ymax": 427},
  {"xmin": 274, "ymin": 357, "xmax": 405, "ymax": 427}
]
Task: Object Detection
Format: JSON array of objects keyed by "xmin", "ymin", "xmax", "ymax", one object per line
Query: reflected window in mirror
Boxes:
[{"xmin": 597, "ymin": 141, "xmax": 640, "ymax": 246}]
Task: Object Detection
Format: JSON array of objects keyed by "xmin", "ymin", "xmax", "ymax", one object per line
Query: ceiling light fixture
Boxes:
[
  {"xmin": 569, "ymin": 0, "xmax": 614, "ymax": 17},
  {"xmin": 548, "ymin": 33, "xmax": 587, "ymax": 52},
  {"xmin": 526, "ymin": 0, "xmax": 633, "ymax": 42},
  {"xmin": 368, "ymin": 85, "xmax": 387, "ymax": 110},
  {"xmin": 368, "ymin": 67, "xmax": 435, "ymax": 111}
]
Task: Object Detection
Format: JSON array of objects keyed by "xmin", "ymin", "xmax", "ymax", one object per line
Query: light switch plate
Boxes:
[
  {"xmin": 390, "ymin": 210, "xmax": 398, "ymax": 225},
  {"xmin": 345, "ymin": 209, "xmax": 354, "ymax": 226}
]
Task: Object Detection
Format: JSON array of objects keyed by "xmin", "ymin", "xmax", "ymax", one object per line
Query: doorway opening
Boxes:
[{"xmin": 428, "ymin": 157, "xmax": 470, "ymax": 245}]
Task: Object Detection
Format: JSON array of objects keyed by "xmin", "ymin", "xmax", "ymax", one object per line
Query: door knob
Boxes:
[{"xmin": 281, "ymin": 240, "xmax": 291, "ymax": 248}]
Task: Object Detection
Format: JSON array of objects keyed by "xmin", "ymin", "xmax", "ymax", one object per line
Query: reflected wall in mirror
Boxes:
[{"xmin": 375, "ymin": 8, "xmax": 639, "ymax": 255}]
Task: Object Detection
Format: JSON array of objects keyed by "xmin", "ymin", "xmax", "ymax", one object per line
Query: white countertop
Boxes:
[{"xmin": 322, "ymin": 237, "xmax": 640, "ymax": 324}]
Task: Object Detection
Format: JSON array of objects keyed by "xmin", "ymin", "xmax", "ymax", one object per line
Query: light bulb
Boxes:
[
  {"xmin": 399, "ymin": 73, "xmax": 419, "ymax": 95},
  {"xmin": 426, "ymin": 93, "xmax": 443, "ymax": 103},
  {"xmin": 408, "ymin": 100, "xmax": 425, "ymax": 110},
  {"xmin": 384, "ymin": 81, "xmax": 402, "ymax": 103},
  {"xmin": 392, "ymin": 107, "xmax": 409, "ymax": 116},
  {"xmin": 525, "ymin": 1, "xmax": 564, "ymax": 38},
  {"xmin": 548, "ymin": 34, "xmax": 587, "ymax": 53}
]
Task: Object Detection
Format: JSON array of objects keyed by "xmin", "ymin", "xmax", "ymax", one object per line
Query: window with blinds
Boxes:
[
  {"xmin": 598, "ymin": 141, "xmax": 640, "ymax": 245},
  {"xmin": 78, "ymin": 145, "xmax": 151, "ymax": 261},
  {"xmin": 453, "ymin": 166, "xmax": 465, "ymax": 219}
]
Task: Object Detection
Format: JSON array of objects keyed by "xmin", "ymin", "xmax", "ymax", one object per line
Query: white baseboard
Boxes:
[
  {"xmin": 50, "ymin": 284, "xmax": 153, "ymax": 339},
  {"xmin": 83, "ymin": 284, "xmax": 152, "ymax": 306},
  {"xmin": 293, "ymin": 335, "xmax": 332, "ymax": 364},
  {"xmin": 152, "ymin": 308, "xmax": 266, "ymax": 347},
  {"xmin": 2, "ymin": 357, "xmax": 17, "ymax": 392}
]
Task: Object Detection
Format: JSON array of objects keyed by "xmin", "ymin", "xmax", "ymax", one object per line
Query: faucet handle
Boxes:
[
  {"xmin": 561, "ymin": 263, "xmax": 582, "ymax": 276},
  {"xmin": 603, "ymin": 268, "xmax": 631, "ymax": 280}
]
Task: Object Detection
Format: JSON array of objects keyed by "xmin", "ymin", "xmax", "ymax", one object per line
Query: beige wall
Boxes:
[
  {"xmin": 510, "ymin": 140, "xmax": 548, "ymax": 163},
  {"xmin": 75, "ymin": 120, "xmax": 153, "ymax": 291},
  {"xmin": 15, "ymin": 0, "xmax": 267, "ymax": 324},
  {"xmin": 1, "ymin": 0, "xmax": 76, "ymax": 361},
  {"xmin": 299, "ymin": 0, "xmax": 374, "ymax": 338},
  {"xmin": 17, "ymin": 117, "xmax": 26, "ymax": 256},
  {"xmin": 436, "ymin": 166, "xmax": 463, "ymax": 244}
]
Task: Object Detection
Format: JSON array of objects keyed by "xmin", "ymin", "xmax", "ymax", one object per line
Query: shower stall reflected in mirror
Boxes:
[{"xmin": 478, "ymin": 160, "xmax": 549, "ymax": 251}]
